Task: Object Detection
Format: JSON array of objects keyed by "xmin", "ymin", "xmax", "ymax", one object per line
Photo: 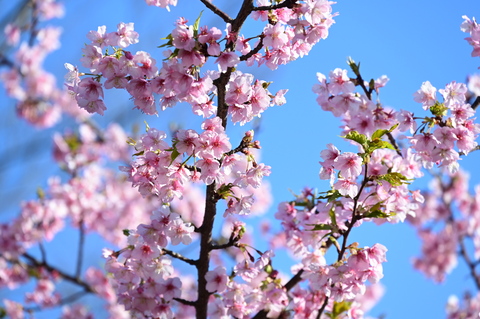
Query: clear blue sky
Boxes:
[{"xmin": 1, "ymin": 1, "xmax": 480, "ymax": 318}]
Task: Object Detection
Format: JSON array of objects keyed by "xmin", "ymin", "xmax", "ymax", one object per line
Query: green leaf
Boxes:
[
  {"xmin": 158, "ymin": 34, "xmax": 173, "ymax": 48},
  {"xmin": 371, "ymin": 129, "xmax": 389, "ymax": 141},
  {"xmin": 342, "ymin": 130, "xmax": 368, "ymax": 148},
  {"xmin": 36, "ymin": 187, "xmax": 45, "ymax": 200},
  {"xmin": 64, "ymin": 134, "xmax": 81, "ymax": 152},
  {"xmin": 127, "ymin": 137, "xmax": 137, "ymax": 147},
  {"xmin": 367, "ymin": 140, "xmax": 396, "ymax": 152},
  {"xmin": 364, "ymin": 210, "xmax": 395, "ymax": 219},
  {"xmin": 193, "ymin": 11, "xmax": 203, "ymax": 37},
  {"xmin": 371, "ymin": 123, "xmax": 399, "ymax": 140},
  {"xmin": 375, "ymin": 172, "xmax": 412, "ymax": 187},
  {"xmin": 164, "ymin": 48, "xmax": 180, "ymax": 61},
  {"xmin": 169, "ymin": 147, "xmax": 181, "ymax": 165},
  {"xmin": 308, "ymin": 223, "xmax": 332, "ymax": 231},
  {"xmin": 329, "ymin": 209, "xmax": 338, "ymax": 228},
  {"xmin": 347, "ymin": 57, "xmax": 359, "ymax": 76},
  {"xmin": 317, "ymin": 189, "xmax": 341, "ymax": 201},
  {"xmin": 330, "ymin": 301, "xmax": 352, "ymax": 319},
  {"xmin": 216, "ymin": 183, "xmax": 235, "ymax": 199}
]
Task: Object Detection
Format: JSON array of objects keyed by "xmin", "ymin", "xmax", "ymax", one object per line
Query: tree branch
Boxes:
[
  {"xmin": 199, "ymin": 0, "xmax": 233, "ymax": 24},
  {"xmin": 23, "ymin": 290, "xmax": 90, "ymax": 313},
  {"xmin": 75, "ymin": 219, "xmax": 85, "ymax": 279},
  {"xmin": 194, "ymin": 183, "xmax": 218, "ymax": 318},
  {"xmin": 458, "ymin": 236, "xmax": 480, "ymax": 290},
  {"xmin": 162, "ymin": 248, "xmax": 197, "ymax": 265},
  {"xmin": 253, "ymin": 0, "xmax": 298, "ymax": 11},
  {"xmin": 239, "ymin": 36, "xmax": 264, "ymax": 62},
  {"xmin": 21, "ymin": 252, "xmax": 94, "ymax": 293},
  {"xmin": 471, "ymin": 96, "xmax": 480, "ymax": 110}
]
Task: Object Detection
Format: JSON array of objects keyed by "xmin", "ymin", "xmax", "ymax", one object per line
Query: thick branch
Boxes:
[
  {"xmin": 231, "ymin": 0, "xmax": 254, "ymax": 34},
  {"xmin": 195, "ymin": 183, "xmax": 218, "ymax": 318},
  {"xmin": 213, "ymin": 69, "xmax": 233, "ymax": 128}
]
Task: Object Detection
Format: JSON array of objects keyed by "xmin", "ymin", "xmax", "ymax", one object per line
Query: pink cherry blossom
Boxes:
[
  {"xmin": 205, "ymin": 266, "xmax": 229, "ymax": 293},
  {"xmin": 413, "ymin": 81, "xmax": 437, "ymax": 109},
  {"xmin": 334, "ymin": 152, "xmax": 363, "ymax": 179}
]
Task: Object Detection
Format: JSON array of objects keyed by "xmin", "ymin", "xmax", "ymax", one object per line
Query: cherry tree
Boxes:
[{"xmin": 0, "ymin": 1, "xmax": 480, "ymax": 318}]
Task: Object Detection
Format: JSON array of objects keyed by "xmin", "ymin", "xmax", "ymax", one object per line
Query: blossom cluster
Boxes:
[
  {"xmin": 314, "ymin": 65, "xmax": 480, "ymax": 174},
  {"xmin": 65, "ymin": 20, "xmax": 288, "ymax": 124},
  {"xmin": 0, "ymin": 0, "xmax": 87, "ymax": 127},
  {"xmin": 407, "ymin": 169, "xmax": 480, "ymax": 283},
  {"xmin": 462, "ymin": 15, "xmax": 480, "ymax": 66},
  {"xmin": 2, "ymin": 1, "xmax": 480, "ymax": 319},
  {"xmin": 271, "ymin": 189, "xmax": 389, "ymax": 318},
  {"xmin": 125, "ymin": 117, "xmax": 271, "ymax": 219}
]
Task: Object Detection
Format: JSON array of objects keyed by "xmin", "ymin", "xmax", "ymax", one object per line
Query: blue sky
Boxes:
[{"xmin": 1, "ymin": 0, "xmax": 480, "ymax": 318}]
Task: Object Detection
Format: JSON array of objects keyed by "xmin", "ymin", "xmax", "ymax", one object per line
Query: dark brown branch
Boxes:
[
  {"xmin": 231, "ymin": 0, "xmax": 254, "ymax": 34},
  {"xmin": 213, "ymin": 69, "xmax": 233, "ymax": 128},
  {"xmin": 240, "ymin": 36, "xmax": 264, "ymax": 62},
  {"xmin": 471, "ymin": 96, "xmax": 480, "ymax": 110},
  {"xmin": 386, "ymin": 131, "xmax": 402, "ymax": 157},
  {"xmin": 284, "ymin": 268, "xmax": 304, "ymax": 291},
  {"xmin": 21, "ymin": 252, "xmax": 94, "ymax": 293},
  {"xmin": 458, "ymin": 236, "xmax": 480, "ymax": 290},
  {"xmin": 253, "ymin": 0, "xmax": 298, "ymax": 11},
  {"xmin": 352, "ymin": 75, "xmax": 373, "ymax": 100},
  {"xmin": 38, "ymin": 242, "xmax": 47, "ymax": 263},
  {"xmin": 316, "ymin": 297, "xmax": 329, "ymax": 319},
  {"xmin": 23, "ymin": 290, "xmax": 90, "ymax": 313},
  {"xmin": 199, "ymin": 0, "xmax": 233, "ymax": 24},
  {"xmin": 162, "ymin": 248, "xmax": 197, "ymax": 265},
  {"xmin": 459, "ymin": 145, "xmax": 480, "ymax": 156},
  {"xmin": 174, "ymin": 297, "xmax": 197, "ymax": 307},
  {"xmin": 75, "ymin": 220, "xmax": 85, "ymax": 279},
  {"xmin": 195, "ymin": 183, "xmax": 218, "ymax": 318},
  {"xmin": 337, "ymin": 163, "xmax": 369, "ymax": 261}
]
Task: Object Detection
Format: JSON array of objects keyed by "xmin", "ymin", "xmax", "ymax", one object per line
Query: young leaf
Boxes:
[
  {"xmin": 342, "ymin": 130, "xmax": 368, "ymax": 148},
  {"xmin": 330, "ymin": 301, "xmax": 352, "ymax": 319},
  {"xmin": 364, "ymin": 210, "xmax": 395, "ymax": 219},
  {"xmin": 308, "ymin": 223, "xmax": 332, "ymax": 231},
  {"xmin": 375, "ymin": 172, "xmax": 412, "ymax": 187},
  {"xmin": 193, "ymin": 11, "xmax": 203, "ymax": 37}
]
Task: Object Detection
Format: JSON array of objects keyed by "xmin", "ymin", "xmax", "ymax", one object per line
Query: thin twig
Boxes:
[
  {"xmin": 162, "ymin": 248, "xmax": 197, "ymax": 266},
  {"xmin": 38, "ymin": 242, "xmax": 47, "ymax": 263},
  {"xmin": 316, "ymin": 297, "xmax": 329, "ymax": 319},
  {"xmin": 75, "ymin": 219, "xmax": 85, "ymax": 279},
  {"xmin": 458, "ymin": 236, "xmax": 480, "ymax": 290},
  {"xmin": 253, "ymin": 0, "xmax": 298, "ymax": 11},
  {"xmin": 23, "ymin": 290, "xmax": 90, "ymax": 313},
  {"xmin": 173, "ymin": 297, "xmax": 196, "ymax": 307},
  {"xmin": 22, "ymin": 252, "xmax": 94, "ymax": 293}
]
